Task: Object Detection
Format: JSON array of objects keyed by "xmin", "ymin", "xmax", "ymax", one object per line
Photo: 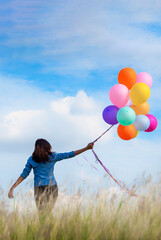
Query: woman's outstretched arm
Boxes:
[
  {"xmin": 8, "ymin": 176, "xmax": 24, "ymax": 199},
  {"xmin": 54, "ymin": 142, "xmax": 95, "ymax": 161},
  {"xmin": 74, "ymin": 142, "xmax": 94, "ymax": 156}
]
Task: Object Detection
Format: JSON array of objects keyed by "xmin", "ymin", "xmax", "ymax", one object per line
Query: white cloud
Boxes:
[
  {"xmin": 50, "ymin": 90, "xmax": 98, "ymax": 116},
  {"xmin": 1, "ymin": 0, "xmax": 161, "ymax": 77},
  {"xmin": 3, "ymin": 110, "xmax": 43, "ymax": 139},
  {"xmin": 0, "ymin": 87, "xmax": 111, "ymax": 152}
]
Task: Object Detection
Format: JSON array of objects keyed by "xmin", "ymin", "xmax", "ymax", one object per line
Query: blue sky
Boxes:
[{"xmin": 0, "ymin": 0, "xmax": 161, "ymax": 195}]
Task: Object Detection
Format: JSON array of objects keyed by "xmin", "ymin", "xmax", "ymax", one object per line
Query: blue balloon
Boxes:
[{"xmin": 133, "ymin": 115, "xmax": 150, "ymax": 131}]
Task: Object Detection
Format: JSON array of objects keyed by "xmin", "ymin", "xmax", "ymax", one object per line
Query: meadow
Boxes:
[{"xmin": 0, "ymin": 179, "xmax": 161, "ymax": 240}]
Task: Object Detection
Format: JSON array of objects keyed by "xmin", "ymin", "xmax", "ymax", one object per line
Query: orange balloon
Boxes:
[
  {"xmin": 131, "ymin": 102, "xmax": 150, "ymax": 115},
  {"xmin": 118, "ymin": 67, "xmax": 137, "ymax": 90},
  {"xmin": 117, "ymin": 124, "xmax": 136, "ymax": 140}
]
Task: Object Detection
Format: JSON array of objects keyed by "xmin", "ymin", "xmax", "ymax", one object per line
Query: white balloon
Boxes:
[{"xmin": 133, "ymin": 115, "xmax": 150, "ymax": 131}]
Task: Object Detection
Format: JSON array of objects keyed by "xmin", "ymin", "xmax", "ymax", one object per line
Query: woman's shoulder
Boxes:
[
  {"xmin": 25, "ymin": 156, "xmax": 35, "ymax": 166},
  {"xmin": 27, "ymin": 156, "xmax": 33, "ymax": 161},
  {"xmin": 49, "ymin": 152, "xmax": 56, "ymax": 159}
]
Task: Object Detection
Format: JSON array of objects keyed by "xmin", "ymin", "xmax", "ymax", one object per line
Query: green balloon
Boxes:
[{"xmin": 117, "ymin": 107, "xmax": 136, "ymax": 126}]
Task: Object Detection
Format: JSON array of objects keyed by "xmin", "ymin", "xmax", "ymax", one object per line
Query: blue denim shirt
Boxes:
[{"xmin": 20, "ymin": 151, "xmax": 75, "ymax": 187}]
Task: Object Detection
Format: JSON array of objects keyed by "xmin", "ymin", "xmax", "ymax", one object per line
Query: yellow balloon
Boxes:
[
  {"xmin": 130, "ymin": 83, "xmax": 150, "ymax": 106},
  {"xmin": 134, "ymin": 130, "xmax": 139, "ymax": 138},
  {"xmin": 131, "ymin": 102, "xmax": 150, "ymax": 115}
]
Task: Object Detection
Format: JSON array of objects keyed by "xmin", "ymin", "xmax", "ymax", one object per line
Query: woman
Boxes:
[{"xmin": 8, "ymin": 138, "xmax": 94, "ymax": 213}]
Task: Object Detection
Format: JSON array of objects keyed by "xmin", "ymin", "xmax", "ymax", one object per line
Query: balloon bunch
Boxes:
[{"xmin": 103, "ymin": 68, "xmax": 158, "ymax": 140}]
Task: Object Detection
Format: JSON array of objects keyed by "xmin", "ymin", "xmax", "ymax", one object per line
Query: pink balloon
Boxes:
[
  {"xmin": 136, "ymin": 72, "xmax": 153, "ymax": 88},
  {"xmin": 109, "ymin": 84, "xmax": 129, "ymax": 108},
  {"xmin": 145, "ymin": 114, "xmax": 157, "ymax": 132}
]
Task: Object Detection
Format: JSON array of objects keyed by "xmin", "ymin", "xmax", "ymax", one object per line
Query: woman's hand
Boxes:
[
  {"xmin": 8, "ymin": 188, "xmax": 14, "ymax": 199},
  {"xmin": 74, "ymin": 142, "xmax": 94, "ymax": 156},
  {"xmin": 86, "ymin": 142, "xmax": 94, "ymax": 150}
]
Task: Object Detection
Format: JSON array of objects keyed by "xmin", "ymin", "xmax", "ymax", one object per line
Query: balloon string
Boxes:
[
  {"xmin": 75, "ymin": 158, "xmax": 83, "ymax": 167},
  {"xmin": 83, "ymin": 155, "xmax": 99, "ymax": 172},
  {"xmin": 86, "ymin": 125, "xmax": 137, "ymax": 196},
  {"xmin": 92, "ymin": 149, "xmax": 130, "ymax": 193},
  {"xmin": 93, "ymin": 125, "xmax": 114, "ymax": 143}
]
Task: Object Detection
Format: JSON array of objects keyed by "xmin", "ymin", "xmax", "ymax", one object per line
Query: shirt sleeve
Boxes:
[
  {"xmin": 53, "ymin": 151, "xmax": 75, "ymax": 162},
  {"xmin": 20, "ymin": 158, "xmax": 33, "ymax": 179}
]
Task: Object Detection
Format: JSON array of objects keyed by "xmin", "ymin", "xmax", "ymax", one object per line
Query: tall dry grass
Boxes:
[{"xmin": 0, "ymin": 179, "xmax": 161, "ymax": 240}]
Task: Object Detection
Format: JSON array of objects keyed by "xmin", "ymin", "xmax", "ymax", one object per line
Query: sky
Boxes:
[{"xmin": 0, "ymin": 0, "xmax": 161, "ymax": 196}]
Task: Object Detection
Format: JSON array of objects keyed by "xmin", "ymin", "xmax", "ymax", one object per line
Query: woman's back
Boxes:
[{"xmin": 20, "ymin": 151, "xmax": 75, "ymax": 187}]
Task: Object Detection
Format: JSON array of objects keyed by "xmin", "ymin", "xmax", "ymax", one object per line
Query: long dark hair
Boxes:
[{"xmin": 32, "ymin": 139, "xmax": 53, "ymax": 163}]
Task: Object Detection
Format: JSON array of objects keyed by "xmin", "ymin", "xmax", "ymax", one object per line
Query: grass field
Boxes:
[{"xmin": 0, "ymin": 180, "xmax": 161, "ymax": 240}]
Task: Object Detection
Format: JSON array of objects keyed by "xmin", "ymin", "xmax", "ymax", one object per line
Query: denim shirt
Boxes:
[{"xmin": 20, "ymin": 151, "xmax": 75, "ymax": 187}]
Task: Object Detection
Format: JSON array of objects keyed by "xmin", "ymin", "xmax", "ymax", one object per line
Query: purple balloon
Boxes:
[{"xmin": 103, "ymin": 105, "xmax": 119, "ymax": 125}]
